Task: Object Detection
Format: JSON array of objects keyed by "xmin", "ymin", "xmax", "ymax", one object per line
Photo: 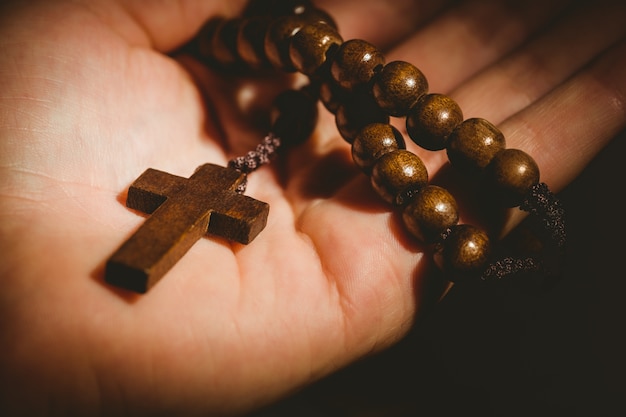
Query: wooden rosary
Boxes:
[{"xmin": 105, "ymin": 0, "xmax": 566, "ymax": 294}]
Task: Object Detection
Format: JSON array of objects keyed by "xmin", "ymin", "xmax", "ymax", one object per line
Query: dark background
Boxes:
[{"xmin": 248, "ymin": 129, "xmax": 626, "ymax": 417}]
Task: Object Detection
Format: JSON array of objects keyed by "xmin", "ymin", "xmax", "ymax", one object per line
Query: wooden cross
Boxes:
[{"xmin": 105, "ymin": 164, "xmax": 269, "ymax": 293}]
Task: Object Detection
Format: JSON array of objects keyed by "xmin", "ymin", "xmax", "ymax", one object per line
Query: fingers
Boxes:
[
  {"xmin": 295, "ymin": 0, "xmax": 623, "ymax": 186},
  {"xmin": 411, "ymin": 0, "xmax": 626, "ymax": 188},
  {"xmin": 467, "ymin": 36, "xmax": 626, "ymax": 235},
  {"xmin": 386, "ymin": 0, "xmax": 571, "ymax": 92},
  {"xmin": 315, "ymin": 0, "xmax": 451, "ymax": 49},
  {"xmin": 500, "ymin": 38, "xmax": 626, "ymax": 192},
  {"xmin": 377, "ymin": 0, "xmax": 625, "ymax": 237},
  {"xmin": 419, "ymin": 0, "xmax": 626, "ymax": 192},
  {"xmin": 453, "ymin": 0, "xmax": 626, "ymax": 124},
  {"xmin": 295, "ymin": 0, "xmax": 625, "ymax": 311}
]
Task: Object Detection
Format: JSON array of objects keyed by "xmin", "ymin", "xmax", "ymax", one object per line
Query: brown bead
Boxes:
[
  {"xmin": 371, "ymin": 150, "xmax": 428, "ymax": 206},
  {"xmin": 446, "ymin": 118, "xmax": 506, "ymax": 174},
  {"xmin": 352, "ymin": 123, "xmax": 406, "ymax": 173},
  {"xmin": 319, "ymin": 78, "xmax": 347, "ymax": 114},
  {"xmin": 265, "ymin": 15, "xmax": 307, "ymax": 71},
  {"xmin": 237, "ymin": 16, "xmax": 273, "ymax": 68},
  {"xmin": 486, "ymin": 148, "xmax": 540, "ymax": 207},
  {"xmin": 330, "ymin": 39, "xmax": 385, "ymax": 92},
  {"xmin": 313, "ymin": 52, "xmax": 348, "ymax": 114},
  {"xmin": 335, "ymin": 90, "xmax": 389, "ymax": 143},
  {"xmin": 209, "ymin": 18, "xmax": 243, "ymax": 67},
  {"xmin": 434, "ymin": 224, "xmax": 491, "ymax": 281},
  {"xmin": 195, "ymin": 17, "xmax": 224, "ymax": 65},
  {"xmin": 402, "ymin": 185, "xmax": 459, "ymax": 243},
  {"xmin": 406, "ymin": 94, "xmax": 463, "ymax": 151},
  {"xmin": 270, "ymin": 87, "xmax": 319, "ymax": 147},
  {"xmin": 289, "ymin": 22, "xmax": 343, "ymax": 76},
  {"xmin": 372, "ymin": 61, "xmax": 428, "ymax": 117},
  {"xmin": 264, "ymin": 10, "xmax": 337, "ymax": 72}
]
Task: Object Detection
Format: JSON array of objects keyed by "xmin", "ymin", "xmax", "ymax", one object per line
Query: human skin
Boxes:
[{"xmin": 0, "ymin": 0, "xmax": 624, "ymax": 415}]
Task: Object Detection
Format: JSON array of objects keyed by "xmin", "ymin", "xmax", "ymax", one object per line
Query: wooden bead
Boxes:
[
  {"xmin": 313, "ymin": 47, "xmax": 348, "ymax": 114},
  {"xmin": 371, "ymin": 150, "xmax": 428, "ymax": 206},
  {"xmin": 319, "ymin": 78, "xmax": 347, "ymax": 114},
  {"xmin": 330, "ymin": 39, "xmax": 385, "ymax": 91},
  {"xmin": 446, "ymin": 118, "xmax": 506, "ymax": 174},
  {"xmin": 486, "ymin": 148, "xmax": 540, "ymax": 207},
  {"xmin": 335, "ymin": 90, "xmax": 389, "ymax": 143},
  {"xmin": 352, "ymin": 123, "xmax": 406, "ymax": 173},
  {"xmin": 265, "ymin": 15, "xmax": 307, "ymax": 71},
  {"xmin": 434, "ymin": 224, "xmax": 491, "ymax": 281},
  {"xmin": 406, "ymin": 93, "xmax": 463, "ymax": 151},
  {"xmin": 265, "ymin": 10, "xmax": 337, "ymax": 72},
  {"xmin": 237, "ymin": 16, "xmax": 273, "ymax": 68},
  {"xmin": 372, "ymin": 61, "xmax": 428, "ymax": 117},
  {"xmin": 195, "ymin": 17, "xmax": 224, "ymax": 65},
  {"xmin": 270, "ymin": 88, "xmax": 319, "ymax": 147},
  {"xmin": 289, "ymin": 22, "xmax": 343, "ymax": 76},
  {"xmin": 402, "ymin": 185, "xmax": 459, "ymax": 243},
  {"xmin": 209, "ymin": 18, "xmax": 243, "ymax": 68}
]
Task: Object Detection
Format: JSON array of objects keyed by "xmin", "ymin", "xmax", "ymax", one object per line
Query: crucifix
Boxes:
[{"xmin": 105, "ymin": 164, "xmax": 269, "ymax": 294}]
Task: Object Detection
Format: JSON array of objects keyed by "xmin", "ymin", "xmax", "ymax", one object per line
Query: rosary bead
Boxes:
[
  {"xmin": 195, "ymin": 17, "xmax": 223, "ymax": 65},
  {"xmin": 270, "ymin": 88, "xmax": 319, "ymax": 147},
  {"xmin": 486, "ymin": 148, "xmax": 540, "ymax": 207},
  {"xmin": 319, "ymin": 77, "xmax": 348, "ymax": 114},
  {"xmin": 289, "ymin": 21, "xmax": 343, "ymax": 76},
  {"xmin": 446, "ymin": 118, "xmax": 506, "ymax": 174},
  {"xmin": 372, "ymin": 61, "xmax": 428, "ymax": 117},
  {"xmin": 402, "ymin": 185, "xmax": 459, "ymax": 243},
  {"xmin": 370, "ymin": 149, "xmax": 428, "ymax": 206},
  {"xmin": 209, "ymin": 18, "xmax": 243, "ymax": 68},
  {"xmin": 237, "ymin": 16, "xmax": 273, "ymax": 68},
  {"xmin": 352, "ymin": 123, "xmax": 406, "ymax": 173},
  {"xmin": 265, "ymin": 10, "xmax": 337, "ymax": 72},
  {"xmin": 330, "ymin": 39, "xmax": 385, "ymax": 92},
  {"xmin": 265, "ymin": 15, "xmax": 307, "ymax": 71},
  {"xmin": 335, "ymin": 90, "xmax": 389, "ymax": 143},
  {"xmin": 434, "ymin": 224, "xmax": 491, "ymax": 281},
  {"xmin": 406, "ymin": 93, "xmax": 463, "ymax": 151}
]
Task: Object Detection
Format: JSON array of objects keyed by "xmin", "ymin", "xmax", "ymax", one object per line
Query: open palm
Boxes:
[{"xmin": 1, "ymin": 0, "xmax": 624, "ymax": 416}]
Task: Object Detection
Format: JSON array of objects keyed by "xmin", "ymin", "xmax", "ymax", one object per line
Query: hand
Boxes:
[{"xmin": 1, "ymin": 0, "xmax": 624, "ymax": 416}]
